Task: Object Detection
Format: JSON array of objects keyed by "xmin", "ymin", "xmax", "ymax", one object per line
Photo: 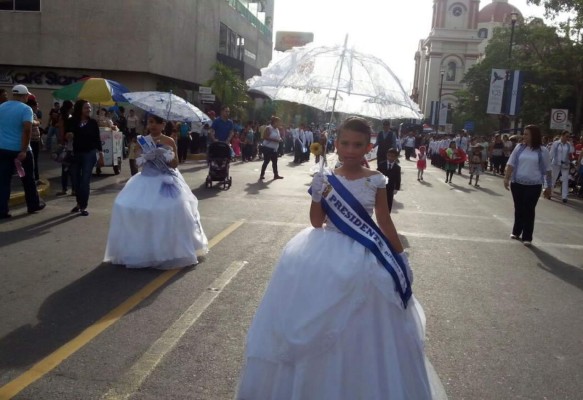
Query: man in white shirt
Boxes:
[
  {"xmin": 455, "ymin": 130, "xmax": 470, "ymax": 174},
  {"xmin": 550, "ymin": 131, "xmax": 574, "ymax": 202}
]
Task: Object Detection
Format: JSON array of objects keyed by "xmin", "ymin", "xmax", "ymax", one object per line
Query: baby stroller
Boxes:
[{"xmin": 205, "ymin": 142, "xmax": 232, "ymax": 189}]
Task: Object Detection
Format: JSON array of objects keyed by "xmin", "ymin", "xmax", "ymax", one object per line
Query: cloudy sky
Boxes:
[{"xmin": 272, "ymin": 0, "xmax": 548, "ymax": 90}]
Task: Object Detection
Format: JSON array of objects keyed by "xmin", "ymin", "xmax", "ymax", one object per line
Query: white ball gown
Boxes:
[
  {"xmin": 104, "ymin": 144, "xmax": 208, "ymax": 269},
  {"xmin": 237, "ymin": 173, "xmax": 446, "ymax": 400}
]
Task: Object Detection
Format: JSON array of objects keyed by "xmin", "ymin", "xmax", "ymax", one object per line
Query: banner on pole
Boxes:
[
  {"xmin": 430, "ymin": 101, "xmax": 439, "ymax": 126},
  {"xmin": 487, "ymin": 69, "xmax": 506, "ymax": 115},
  {"xmin": 506, "ymin": 70, "xmax": 524, "ymax": 116},
  {"xmin": 439, "ymin": 101, "xmax": 449, "ymax": 126}
]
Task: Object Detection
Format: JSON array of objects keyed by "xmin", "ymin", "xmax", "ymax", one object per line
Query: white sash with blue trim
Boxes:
[{"xmin": 316, "ymin": 173, "xmax": 413, "ymax": 308}]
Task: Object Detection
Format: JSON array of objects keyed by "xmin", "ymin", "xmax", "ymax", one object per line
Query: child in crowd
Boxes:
[
  {"xmin": 237, "ymin": 117, "xmax": 440, "ymax": 399},
  {"xmin": 378, "ymin": 148, "xmax": 401, "ymax": 213},
  {"xmin": 468, "ymin": 144, "xmax": 483, "ymax": 187},
  {"xmin": 417, "ymin": 145, "xmax": 427, "ymax": 181}
]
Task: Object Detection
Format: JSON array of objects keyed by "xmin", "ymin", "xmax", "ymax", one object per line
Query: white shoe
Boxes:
[
  {"xmin": 510, "ymin": 234, "xmax": 519, "ymax": 240},
  {"xmin": 523, "ymin": 241, "xmax": 532, "ymax": 246}
]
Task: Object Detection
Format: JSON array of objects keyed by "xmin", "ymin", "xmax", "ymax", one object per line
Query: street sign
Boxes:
[
  {"xmin": 199, "ymin": 94, "xmax": 216, "ymax": 103},
  {"xmin": 550, "ymin": 109, "xmax": 568, "ymax": 130},
  {"xmin": 199, "ymin": 86, "xmax": 212, "ymax": 95},
  {"xmin": 464, "ymin": 121, "xmax": 475, "ymax": 132}
]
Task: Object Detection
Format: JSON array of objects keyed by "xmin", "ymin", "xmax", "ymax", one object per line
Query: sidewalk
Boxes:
[{"xmin": 9, "ymin": 149, "xmax": 210, "ymax": 207}]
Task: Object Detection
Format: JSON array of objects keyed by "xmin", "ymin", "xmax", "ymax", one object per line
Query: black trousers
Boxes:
[
  {"xmin": 30, "ymin": 140, "xmax": 41, "ymax": 181},
  {"xmin": 0, "ymin": 149, "xmax": 41, "ymax": 215},
  {"xmin": 177, "ymin": 137, "xmax": 190, "ymax": 162},
  {"xmin": 510, "ymin": 182, "xmax": 542, "ymax": 242},
  {"xmin": 260, "ymin": 147, "xmax": 279, "ymax": 177},
  {"xmin": 386, "ymin": 185, "xmax": 395, "ymax": 213}
]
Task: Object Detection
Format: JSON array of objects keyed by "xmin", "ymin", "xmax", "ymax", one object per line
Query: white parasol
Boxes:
[
  {"xmin": 247, "ymin": 39, "xmax": 422, "ymax": 120},
  {"xmin": 122, "ymin": 91, "xmax": 211, "ymax": 123}
]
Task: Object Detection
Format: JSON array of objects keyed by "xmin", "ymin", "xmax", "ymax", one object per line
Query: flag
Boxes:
[
  {"xmin": 487, "ymin": 68, "xmax": 506, "ymax": 115},
  {"xmin": 506, "ymin": 70, "xmax": 524, "ymax": 116}
]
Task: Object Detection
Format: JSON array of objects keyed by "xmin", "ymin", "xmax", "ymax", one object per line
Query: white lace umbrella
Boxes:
[
  {"xmin": 122, "ymin": 91, "xmax": 211, "ymax": 123},
  {"xmin": 247, "ymin": 42, "xmax": 422, "ymax": 120}
]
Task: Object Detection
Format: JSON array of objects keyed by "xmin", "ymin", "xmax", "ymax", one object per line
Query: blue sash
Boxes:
[{"xmin": 317, "ymin": 173, "xmax": 413, "ymax": 308}]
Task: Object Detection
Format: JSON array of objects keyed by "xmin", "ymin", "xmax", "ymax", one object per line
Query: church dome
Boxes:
[{"xmin": 478, "ymin": 0, "xmax": 522, "ymax": 24}]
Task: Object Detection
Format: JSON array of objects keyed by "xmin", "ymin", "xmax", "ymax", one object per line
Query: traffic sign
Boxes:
[
  {"xmin": 199, "ymin": 94, "xmax": 216, "ymax": 103},
  {"xmin": 463, "ymin": 121, "xmax": 475, "ymax": 132},
  {"xmin": 550, "ymin": 109, "xmax": 568, "ymax": 130}
]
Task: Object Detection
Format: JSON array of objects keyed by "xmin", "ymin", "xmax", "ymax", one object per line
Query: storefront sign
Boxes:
[{"xmin": 0, "ymin": 70, "xmax": 90, "ymax": 88}]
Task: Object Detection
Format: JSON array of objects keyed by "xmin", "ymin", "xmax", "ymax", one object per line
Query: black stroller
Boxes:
[{"xmin": 205, "ymin": 142, "xmax": 232, "ymax": 189}]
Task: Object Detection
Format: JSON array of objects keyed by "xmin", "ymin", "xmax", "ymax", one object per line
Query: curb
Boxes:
[
  {"xmin": 187, "ymin": 154, "xmax": 207, "ymax": 161},
  {"xmin": 9, "ymin": 179, "xmax": 51, "ymax": 207}
]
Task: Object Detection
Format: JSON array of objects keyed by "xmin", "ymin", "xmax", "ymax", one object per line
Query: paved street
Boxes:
[{"xmin": 1, "ymin": 151, "xmax": 582, "ymax": 400}]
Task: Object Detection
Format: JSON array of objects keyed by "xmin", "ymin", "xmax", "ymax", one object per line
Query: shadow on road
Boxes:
[
  {"xmin": 530, "ymin": 246, "xmax": 583, "ymax": 292},
  {"xmin": 0, "ymin": 213, "xmax": 79, "ymax": 248},
  {"xmin": 0, "ymin": 263, "xmax": 188, "ymax": 370},
  {"xmin": 475, "ymin": 187, "xmax": 503, "ymax": 197},
  {"xmin": 244, "ymin": 180, "xmax": 274, "ymax": 195}
]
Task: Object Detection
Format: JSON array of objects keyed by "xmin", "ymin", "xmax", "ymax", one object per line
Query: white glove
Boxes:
[
  {"xmin": 310, "ymin": 172, "xmax": 327, "ymax": 202},
  {"xmin": 398, "ymin": 252, "xmax": 413, "ymax": 284},
  {"xmin": 142, "ymin": 151, "xmax": 157, "ymax": 161}
]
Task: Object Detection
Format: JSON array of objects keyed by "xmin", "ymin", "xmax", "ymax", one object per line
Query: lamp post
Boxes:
[{"xmin": 437, "ymin": 68, "xmax": 445, "ymax": 132}]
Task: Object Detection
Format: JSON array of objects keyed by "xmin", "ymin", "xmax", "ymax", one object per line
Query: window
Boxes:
[
  {"xmin": 219, "ymin": 23, "xmax": 229, "ymax": 55},
  {"xmin": 446, "ymin": 61, "xmax": 456, "ymax": 81},
  {"xmin": 478, "ymin": 28, "xmax": 488, "ymax": 39},
  {"xmin": 219, "ymin": 22, "xmax": 245, "ymax": 61},
  {"xmin": 0, "ymin": 0, "xmax": 41, "ymax": 11}
]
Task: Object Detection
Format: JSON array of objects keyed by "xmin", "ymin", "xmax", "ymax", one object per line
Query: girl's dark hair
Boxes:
[
  {"xmin": 60, "ymin": 100, "xmax": 74, "ymax": 117},
  {"xmin": 147, "ymin": 115, "xmax": 165, "ymax": 124},
  {"xmin": 337, "ymin": 116, "xmax": 372, "ymax": 142},
  {"xmin": 524, "ymin": 124, "xmax": 542, "ymax": 149},
  {"xmin": 71, "ymin": 99, "xmax": 89, "ymax": 122}
]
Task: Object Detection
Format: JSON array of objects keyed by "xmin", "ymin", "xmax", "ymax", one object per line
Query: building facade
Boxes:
[
  {"xmin": 0, "ymin": 0, "xmax": 274, "ymax": 113},
  {"xmin": 411, "ymin": 0, "xmax": 522, "ymax": 119}
]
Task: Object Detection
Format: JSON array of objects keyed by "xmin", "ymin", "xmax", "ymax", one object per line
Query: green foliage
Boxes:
[
  {"xmin": 528, "ymin": 0, "xmax": 583, "ymax": 24},
  {"xmin": 206, "ymin": 63, "xmax": 251, "ymax": 119},
  {"xmin": 462, "ymin": 18, "xmax": 583, "ymax": 134}
]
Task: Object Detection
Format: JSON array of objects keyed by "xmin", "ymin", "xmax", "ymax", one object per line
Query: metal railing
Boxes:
[{"xmin": 226, "ymin": 0, "xmax": 272, "ymax": 37}]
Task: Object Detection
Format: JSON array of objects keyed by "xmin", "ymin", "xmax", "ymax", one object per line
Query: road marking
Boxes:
[
  {"xmin": 0, "ymin": 220, "xmax": 245, "ymax": 400},
  {"xmin": 102, "ymin": 260, "xmax": 249, "ymax": 400}
]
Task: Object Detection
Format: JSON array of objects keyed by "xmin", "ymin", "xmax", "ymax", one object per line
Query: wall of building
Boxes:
[{"xmin": 0, "ymin": 0, "xmax": 273, "ymax": 85}]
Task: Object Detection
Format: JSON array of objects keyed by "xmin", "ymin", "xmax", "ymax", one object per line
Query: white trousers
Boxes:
[{"xmin": 551, "ymin": 164, "xmax": 570, "ymax": 199}]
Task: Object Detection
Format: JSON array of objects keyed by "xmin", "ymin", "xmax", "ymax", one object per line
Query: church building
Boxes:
[{"xmin": 411, "ymin": 0, "xmax": 522, "ymax": 120}]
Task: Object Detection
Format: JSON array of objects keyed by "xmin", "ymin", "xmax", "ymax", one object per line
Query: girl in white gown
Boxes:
[
  {"xmin": 237, "ymin": 117, "xmax": 445, "ymax": 399},
  {"xmin": 104, "ymin": 115, "xmax": 208, "ymax": 269}
]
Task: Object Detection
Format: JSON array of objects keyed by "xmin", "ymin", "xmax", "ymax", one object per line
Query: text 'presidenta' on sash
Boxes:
[{"xmin": 311, "ymin": 173, "xmax": 412, "ymax": 308}]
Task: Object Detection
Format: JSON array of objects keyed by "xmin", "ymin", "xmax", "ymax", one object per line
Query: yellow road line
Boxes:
[
  {"xmin": 102, "ymin": 260, "xmax": 249, "ymax": 400},
  {"xmin": 0, "ymin": 220, "xmax": 245, "ymax": 400}
]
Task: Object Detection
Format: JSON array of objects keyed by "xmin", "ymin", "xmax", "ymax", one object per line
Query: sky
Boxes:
[{"xmin": 271, "ymin": 0, "xmax": 548, "ymax": 91}]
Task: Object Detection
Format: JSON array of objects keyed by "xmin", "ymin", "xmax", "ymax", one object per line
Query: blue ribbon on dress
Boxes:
[
  {"xmin": 315, "ymin": 173, "xmax": 413, "ymax": 308},
  {"xmin": 139, "ymin": 147, "xmax": 181, "ymax": 199}
]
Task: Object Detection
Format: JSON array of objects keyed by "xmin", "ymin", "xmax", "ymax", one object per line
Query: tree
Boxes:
[
  {"xmin": 528, "ymin": 0, "xmax": 583, "ymax": 24},
  {"xmin": 462, "ymin": 18, "xmax": 583, "ymax": 134},
  {"xmin": 206, "ymin": 63, "xmax": 250, "ymax": 119}
]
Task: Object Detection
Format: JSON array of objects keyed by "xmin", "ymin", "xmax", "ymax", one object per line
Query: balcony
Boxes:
[{"xmin": 226, "ymin": 0, "xmax": 272, "ymax": 38}]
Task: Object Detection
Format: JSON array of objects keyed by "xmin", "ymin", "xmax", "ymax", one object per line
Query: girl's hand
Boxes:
[{"xmin": 504, "ymin": 178, "xmax": 510, "ymax": 190}]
